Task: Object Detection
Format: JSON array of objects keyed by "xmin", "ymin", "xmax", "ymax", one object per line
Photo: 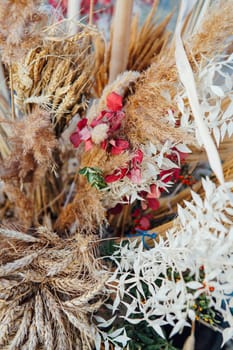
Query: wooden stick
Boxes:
[
  {"xmin": 67, "ymin": 0, "xmax": 81, "ymax": 35},
  {"xmin": 0, "ymin": 59, "xmax": 9, "ymax": 103},
  {"xmin": 89, "ymin": 0, "xmax": 94, "ymax": 25},
  {"xmin": 109, "ymin": 0, "xmax": 134, "ymax": 83}
]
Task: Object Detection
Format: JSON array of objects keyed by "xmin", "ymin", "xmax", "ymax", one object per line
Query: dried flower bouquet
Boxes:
[{"xmin": 0, "ymin": 0, "xmax": 233, "ymax": 349}]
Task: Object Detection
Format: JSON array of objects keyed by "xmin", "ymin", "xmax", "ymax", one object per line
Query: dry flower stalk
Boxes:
[
  {"xmin": 93, "ymin": 2, "xmax": 172, "ymax": 96},
  {"xmin": 0, "ymin": 227, "xmax": 108, "ymax": 350}
]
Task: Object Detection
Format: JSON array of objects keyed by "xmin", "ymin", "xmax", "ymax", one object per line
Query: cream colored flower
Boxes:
[{"xmin": 91, "ymin": 123, "xmax": 109, "ymax": 144}]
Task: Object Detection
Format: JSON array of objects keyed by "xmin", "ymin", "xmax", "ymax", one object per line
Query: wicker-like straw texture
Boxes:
[{"xmin": 0, "ymin": 228, "xmax": 107, "ymax": 350}]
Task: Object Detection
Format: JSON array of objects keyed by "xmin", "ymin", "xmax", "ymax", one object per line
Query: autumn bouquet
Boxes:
[{"xmin": 0, "ymin": 0, "xmax": 233, "ymax": 349}]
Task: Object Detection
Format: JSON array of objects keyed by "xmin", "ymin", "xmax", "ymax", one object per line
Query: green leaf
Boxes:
[
  {"xmin": 137, "ymin": 333, "xmax": 154, "ymax": 345},
  {"xmin": 79, "ymin": 167, "xmax": 107, "ymax": 190}
]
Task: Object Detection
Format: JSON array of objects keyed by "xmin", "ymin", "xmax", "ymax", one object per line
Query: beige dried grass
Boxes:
[
  {"xmin": 124, "ymin": 0, "xmax": 233, "ymax": 149},
  {"xmin": 12, "ymin": 24, "xmax": 103, "ymax": 136},
  {"xmin": 92, "ymin": 2, "xmax": 172, "ymax": 96},
  {"xmin": 186, "ymin": 0, "xmax": 233, "ymax": 65},
  {"xmin": 0, "ymin": 0, "xmax": 48, "ymax": 65},
  {"xmin": 0, "ymin": 107, "xmax": 58, "ymax": 229},
  {"xmin": 0, "ymin": 227, "xmax": 108, "ymax": 350},
  {"xmin": 55, "ymin": 181, "xmax": 107, "ymax": 234}
]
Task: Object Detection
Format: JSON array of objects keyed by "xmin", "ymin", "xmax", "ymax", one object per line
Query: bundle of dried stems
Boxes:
[
  {"xmin": 93, "ymin": 0, "xmax": 172, "ymax": 96},
  {"xmin": 0, "ymin": 227, "xmax": 107, "ymax": 350},
  {"xmin": 0, "ymin": 0, "xmax": 232, "ymax": 349}
]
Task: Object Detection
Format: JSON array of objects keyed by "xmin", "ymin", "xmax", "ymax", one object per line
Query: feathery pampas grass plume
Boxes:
[
  {"xmin": 125, "ymin": 0, "xmax": 233, "ymax": 148},
  {"xmin": 0, "ymin": 0, "xmax": 48, "ymax": 65},
  {"xmin": 187, "ymin": 0, "xmax": 233, "ymax": 64},
  {"xmin": 0, "ymin": 107, "xmax": 58, "ymax": 229},
  {"xmin": 0, "ymin": 227, "xmax": 108, "ymax": 350}
]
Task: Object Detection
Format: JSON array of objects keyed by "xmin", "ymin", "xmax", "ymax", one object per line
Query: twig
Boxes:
[{"xmin": 9, "ymin": 66, "xmax": 15, "ymax": 120}]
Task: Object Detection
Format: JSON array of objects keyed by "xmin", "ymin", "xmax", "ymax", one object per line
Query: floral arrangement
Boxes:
[{"xmin": 0, "ymin": 0, "xmax": 233, "ymax": 349}]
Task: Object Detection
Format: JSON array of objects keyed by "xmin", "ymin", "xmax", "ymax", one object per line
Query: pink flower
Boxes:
[
  {"xmin": 132, "ymin": 208, "xmax": 153, "ymax": 230},
  {"xmin": 106, "ymin": 92, "xmax": 123, "ymax": 111},
  {"xmin": 91, "ymin": 93, "xmax": 125, "ymax": 132},
  {"xmin": 109, "ymin": 139, "xmax": 129, "ymax": 155},
  {"xmin": 140, "ymin": 184, "xmax": 161, "ymax": 211},
  {"xmin": 105, "ymin": 167, "xmax": 128, "ymax": 183},
  {"xmin": 127, "ymin": 149, "xmax": 144, "ymax": 184},
  {"xmin": 160, "ymin": 168, "xmax": 181, "ymax": 183},
  {"xmin": 138, "ymin": 216, "xmax": 151, "ymax": 230},
  {"xmin": 70, "ymin": 118, "xmax": 93, "ymax": 151},
  {"xmin": 128, "ymin": 167, "xmax": 142, "ymax": 184},
  {"xmin": 107, "ymin": 111, "xmax": 125, "ymax": 132},
  {"xmin": 132, "ymin": 149, "xmax": 143, "ymax": 164},
  {"xmin": 146, "ymin": 184, "xmax": 161, "ymax": 210}
]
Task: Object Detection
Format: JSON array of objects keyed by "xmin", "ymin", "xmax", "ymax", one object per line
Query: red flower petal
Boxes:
[
  {"xmin": 108, "ymin": 203, "xmax": 123, "ymax": 215},
  {"xmin": 70, "ymin": 131, "xmax": 81, "ymax": 148},
  {"xmin": 147, "ymin": 184, "xmax": 160, "ymax": 199},
  {"xmin": 79, "ymin": 126, "xmax": 91, "ymax": 141},
  {"xmin": 133, "ymin": 149, "xmax": 143, "ymax": 164},
  {"xmin": 160, "ymin": 168, "xmax": 181, "ymax": 183},
  {"xmin": 84, "ymin": 139, "xmax": 93, "ymax": 151},
  {"xmin": 90, "ymin": 111, "xmax": 106, "ymax": 127},
  {"xmin": 108, "ymin": 111, "xmax": 125, "ymax": 132},
  {"xmin": 105, "ymin": 168, "xmax": 128, "ymax": 183},
  {"xmin": 147, "ymin": 198, "xmax": 160, "ymax": 211},
  {"xmin": 77, "ymin": 118, "xmax": 88, "ymax": 130},
  {"xmin": 106, "ymin": 92, "xmax": 123, "ymax": 112},
  {"xmin": 110, "ymin": 139, "xmax": 129, "ymax": 155},
  {"xmin": 138, "ymin": 216, "xmax": 151, "ymax": 230},
  {"xmin": 132, "ymin": 208, "xmax": 141, "ymax": 217},
  {"xmin": 101, "ymin": 139, "xmax": 108, "ymax": 150}
]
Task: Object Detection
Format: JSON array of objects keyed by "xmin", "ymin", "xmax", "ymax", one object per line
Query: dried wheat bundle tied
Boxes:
[{"xmin": 0, "ymin": 227, "xmax": 108, "ymax": 350}]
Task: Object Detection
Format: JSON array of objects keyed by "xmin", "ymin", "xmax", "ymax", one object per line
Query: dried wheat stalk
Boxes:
[
  {"xmin": 0, "ymin": 227, "xmax": 108, "ymax": 350},
  {"xmin": 12, "ymin": 25, "xmax": 102, "ymax": 136}
]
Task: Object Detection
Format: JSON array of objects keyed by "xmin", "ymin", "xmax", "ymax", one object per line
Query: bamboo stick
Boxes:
[
  {"xmin": 109, "ymin": 0, "xmax": 134, "ymax": 83},
  {"xmin": 67, "ymin": 0, "xmax": 81, "ymax": 35}
]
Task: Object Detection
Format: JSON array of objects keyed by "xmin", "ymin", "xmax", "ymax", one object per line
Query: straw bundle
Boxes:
[
  {"xmin": 0, "ymin": 227, "xmax": 107, "ymax": 350},
  {"xmin": 12, "ymin": 25, "xmax": 102, "ymax": 136}
]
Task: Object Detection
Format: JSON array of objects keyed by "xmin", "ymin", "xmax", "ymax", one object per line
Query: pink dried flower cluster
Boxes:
[
  {"xmin": 70, "ymin": 92, "xmax": 189, "ymax": 224},
  {"xmin": 70, "ymin": 92, "xmax": 126, "ymax": 152}
]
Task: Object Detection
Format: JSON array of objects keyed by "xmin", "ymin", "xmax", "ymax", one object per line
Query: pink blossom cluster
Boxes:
[{"xmin": 70, "ymin": 92, "xmax": 189, "ymax": 233}]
